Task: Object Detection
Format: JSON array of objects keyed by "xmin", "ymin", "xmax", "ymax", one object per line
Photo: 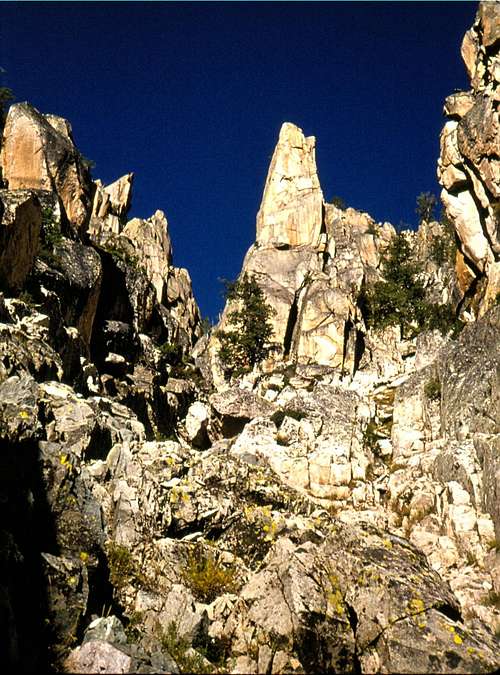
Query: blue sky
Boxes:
[{"xmin": 1, "ymin": 2, "xmax": 475, "ymax": 320}]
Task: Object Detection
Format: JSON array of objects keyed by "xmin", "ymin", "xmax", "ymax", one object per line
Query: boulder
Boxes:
[
  {"xmin": 221, "ymin": 527, "xmax": 499, "ymax": 673},
  {"xmin": 185, "ymin": 401, "xmax": 210, "ymax": 448},
  {"xmin": 210, "ymin": 387, "xmax": 275, "ymax": 437},
  {"xmin": 63, "ymin": 640, "xmax": 132, "ymax": 674},
  {"xmin": 0, "ymin": 190, "xmax": 41, "ymax": 291},
  {"xmin": 0, "ymin": 103, "xmax": 93, "ymax": 234}
]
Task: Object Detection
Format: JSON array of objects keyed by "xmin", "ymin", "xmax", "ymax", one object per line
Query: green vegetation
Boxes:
[
  {"xmin": 360, "ymin": 232, "xmax": 458, "ymax": 338},
  {"xmin": 200, "ymin": 316, "xmax": 213, "ymax": 336},
  {"xmin": 430, "ymin": 213, "xmax": 457, "ymax": 266},
  {"xmin": 102, "ymin": 240, "xmax": 138, "ymax": 268},
  {"xmin": 362, "ymin": 420, "xmax": 380, "ymax": 454},
  {"xmin": 182, "ymin": 544, "xmax": 237, "ymax": 603},
  {"xmin": 217, "ymin": 273, "xmax": 275, "ymax": 379},
  {"xmin": 416, "ymin": 191, "xmax": 437, "ymax": 223},
  {"xmin": 38, "ymin": 207, "xmax": 64, "ymax": 266},
  {"xmin": 160, "ymin": 622, "xmax": 211, "ymax": 674},
  {"xmin": 107, "ymin": 543, "xmax": 144, "ymax": 591},
  {"xmin": 76, "ymin": 150, "xmax": 96, "ymax": 172},
  {"xmin": 158, "ymin": 341, "xmax": 183, "ymax": 363},
  {"xmin": 41, "ymin": 207, "xmax": 63, "ymax": 248},
  {"xmin": 330, "ymin": 195, "xmax": 347, "ymax": 210},
  {"xmin": 424, "ymin": 376, "xmax": 441, "ymax": 401},
  {"xmin": 124, "ymin": 610, "xmax": 144, "ymax": 643}
]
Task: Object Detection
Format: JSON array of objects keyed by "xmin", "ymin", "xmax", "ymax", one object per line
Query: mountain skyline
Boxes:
[{"xmin": 1, "ymin": 1, "xmax": 476, "ymax": 320}]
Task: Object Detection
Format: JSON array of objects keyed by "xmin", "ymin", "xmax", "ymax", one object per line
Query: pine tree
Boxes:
[{"xmin": 217, "ymin": 273, "xmax": 275, "ymax": 378}]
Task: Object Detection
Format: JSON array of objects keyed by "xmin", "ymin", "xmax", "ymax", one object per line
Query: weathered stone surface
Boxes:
[
  {"xmin": 221, "ymin": 526, "xmax": 498, "ymax": 674},
  {"xmin": 0, "ymin": 374, "xmax": 40, "ymax": 441},
  {"xmin": 83, "ymin": 616, "xmax": 127, "ymax": 645},
  {"xmin": 0, "ymin": 103, "xmax": 92, "ymax": 233},
  {"xmin": 438, "ymin": 1, "xmax": 500, "ymax": 313},
  {"xmin": 90, "ymin": 209, "xmax": 201, "ymax": 354},
  {"xmin": 121, "ymin": 210, "xmax": 172, "ymax": 304},
  {"xmin": 34, "ymin": 237, "xmax": 102, "ymax": 350},
  {"xmin": 439, "ymin": 305, "xmax": 499, "ymax": 440},
  {"xmin": 184, "ymin": 401, "xmax": 210, "ymax": 448},
  {"xmin": 2, "ymin": 30, "xmax": 500, "ymax": 672},
  {"xmin": 64, "ymin": 640, "xmax": 132, "ymax": 674},
  {"xmin": 0, "ymin": 322, "xmax": 63, "ymax": 382},
  {"xmin": 256, "ymin": 122, "xmax": 323, "ymax": 247},
  {"xmin": 444, "ymin": 91, "xmax": 475, "ymax": 119},
  {"xmin": 210, "ymin": 387, "xmax": 275, "ymax": 420},
  {"xmin": 0, "ymin": 190, "xmax": 41, "ymax": 291},
  {"xmin": 91, "ymin": 173, "xmax": 134, "ymax": 235}
]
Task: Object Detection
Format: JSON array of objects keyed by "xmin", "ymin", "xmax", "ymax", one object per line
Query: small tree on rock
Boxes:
[
  {"xmin": 217, "ymin": 273, "xmax": 275, "ymax": 379},
  {"xmin": 416, "ymin": 192, "xmax": 437, "ymax": 224}
]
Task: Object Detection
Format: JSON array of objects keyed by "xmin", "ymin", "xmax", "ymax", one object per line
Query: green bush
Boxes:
[
  {"xmin": 182, "ymin": 545, "xmax": 237, "ymax": 603},
  {"xmin": 217, "ymin": 273, "xmax": 275, "ymax": 379},
  {"xmin": 363, "ymin": 420, "xmax": 380, "ymax": 453},
  {"xmin": 159, "ymin": 341, "xmax": 183, "ymax": 364},
  {"xmin": 160, "ymin": 622, "xmax": 211, "ymax": 674},
  {"xmin": 107, "ymin": 543, "xmax": 145, "ymax": 591},
  {"xmin": 361, "ymin": 234, "xmax": 426, "ymax": 337}
]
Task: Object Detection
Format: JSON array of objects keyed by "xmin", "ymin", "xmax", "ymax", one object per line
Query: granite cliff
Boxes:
[{"xmin": 0, "ymin": 2, "xmax": 499, "ymax": 674}]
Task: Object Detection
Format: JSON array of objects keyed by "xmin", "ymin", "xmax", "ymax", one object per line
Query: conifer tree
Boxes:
[{"xmin": 217, "ymin": 273, "xmax": 275, "ymax": 378}]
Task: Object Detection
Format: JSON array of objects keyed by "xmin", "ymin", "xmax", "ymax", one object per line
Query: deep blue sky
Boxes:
[{"xmin": 1, "ymin": 2, "xmax": 475, "ymax": 320}]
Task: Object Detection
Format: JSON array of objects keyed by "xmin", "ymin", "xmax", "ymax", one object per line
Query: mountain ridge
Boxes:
[{"xmin": 0, "ymin": 2, "xmax": 499, "ymax": 673}]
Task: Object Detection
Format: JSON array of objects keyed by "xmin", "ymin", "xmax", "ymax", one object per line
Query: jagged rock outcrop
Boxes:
[
  {"xmin": 209, "ymin": 122, "xmax": 404, "ymax": 385},
  {"xmin": 90, "ymin": 173, "xmax": 134, "ymax": 236},
  {"xmin": 256, "ymin": 122, "xmax": 324, "ymax": 247},
  {"xmin": 1, "ymin": 7, "xmax": 500, "ymax": 672},
  {"xmin": 89, "ymin": 201, "xmax": 201, "ymax": 355},
  {"xmin": 438, "ymin": 1, "xmax": 500, "ymax": 316},
  {"xmin": 0, "ymin": 103, "xmax": 93, "ymax": 234}
]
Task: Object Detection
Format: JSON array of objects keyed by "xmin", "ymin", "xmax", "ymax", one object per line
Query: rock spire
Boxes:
[{"xmin": 256, "ymin": 122, "xmax": 324, "ymax": 247}]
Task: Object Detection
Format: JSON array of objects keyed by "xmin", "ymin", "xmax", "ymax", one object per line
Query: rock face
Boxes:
[
  {"xmin": 437, "ymin": 1, "xmax": 500, "ymax": 316},
  {"xmin": 89, "ymin": 206, "xmax": 201, "ymax": 351},
  {"xmin": 256, "ymin": 122, "xmax": 324, "ymax": 247},
  {"xmin": 0, "ymin": 189, "xmax": 41, "ymax": 291},
  {"xmin": 0, "ymin": 103, "xmax": 93, "ymax": 234},
  {"xmin": 210, "ymin": 122, "xmax": 427, "ymax": 386},
  {"xmin": 1, "ymin": 7, "xmax": 500, "ymax": 673},
  {"xmin": 90, "ymin": 173, "xmax": 134, "ymax": 236}
]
